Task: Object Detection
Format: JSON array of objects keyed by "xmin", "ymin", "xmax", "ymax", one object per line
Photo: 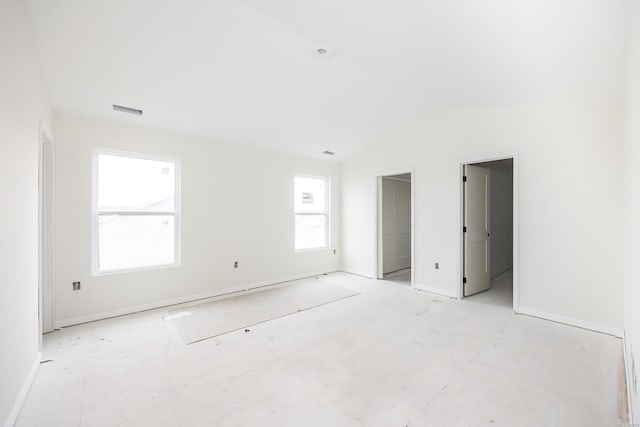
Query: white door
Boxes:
[
  {"xmin": 464, "ymin": 165, "xmax": 491, "ymax": 296},
  {"xmin": 382, "ymin": 178, "xmax": 411, "ymax": 274},
  {"xmin": 39, "ymin": 130, "xmax": 54, "ymax": 333},
  {"xmin": 395, "ymin": 180, "xmax": 411, "ymax": 271}
]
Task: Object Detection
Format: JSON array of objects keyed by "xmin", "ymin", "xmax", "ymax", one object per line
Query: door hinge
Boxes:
[
  {"xmin": 463, "ymin": 226, "xmax": 467, "ymax": 233},
  {"xmin": 463, "ymin": 277, "xmax": 467, "ymax": 284},
  {"xmin": 463, "ymin": 176, "xmax": 467, "ymax": 182}
]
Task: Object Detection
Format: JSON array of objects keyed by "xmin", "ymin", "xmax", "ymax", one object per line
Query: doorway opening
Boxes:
[
  {"xmin": 460, "ymin": 157, "xmax": 517, "ymax": 309},
  {"xmin": 377, "ymin": 171, "xmax": 413, "ymax": 287},
  {"xmin": 38, "ymin": 124, "xmax": 55, "ymax": 338}
]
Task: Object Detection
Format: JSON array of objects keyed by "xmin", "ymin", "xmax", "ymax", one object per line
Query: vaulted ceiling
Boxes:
[{"xmin": 27, "ymin": 0, "xmax": 630, "ymax": 160}]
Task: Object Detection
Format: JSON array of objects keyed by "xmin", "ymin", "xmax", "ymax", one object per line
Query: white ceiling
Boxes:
[{"xmin": 27, "ymin": 0, "xmax": 630, "ymax": 161}]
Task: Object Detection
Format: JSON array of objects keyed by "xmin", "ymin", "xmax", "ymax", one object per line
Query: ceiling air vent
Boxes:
[{"xmin": 113, "ymin": 104, "xmax": 143, "ymax": 115}]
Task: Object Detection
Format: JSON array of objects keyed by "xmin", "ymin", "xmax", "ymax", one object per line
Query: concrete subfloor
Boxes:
[{"xmin": 18, "ymin": 272, "xmax": 626, "ymax": 426}]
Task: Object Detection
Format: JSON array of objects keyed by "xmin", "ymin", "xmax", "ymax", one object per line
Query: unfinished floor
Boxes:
[
  {"xmin": 466, "ymin": 269, "xmax": 514, "ymax": 308},
  {"xmin": 383, "ymin": 268, "xmax": 411, "ymax": 285},
  {"xmin": 18, "ymin": 272, "xmax": 625, "ymax": 426}
]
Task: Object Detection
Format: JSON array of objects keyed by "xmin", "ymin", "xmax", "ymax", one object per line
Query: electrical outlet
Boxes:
[
  {"xmin": 234, "ymin": 261, "xmax": 238, "ymax": 268},
  {"xmin": 72, "ymin": 281, "xmax": 81, "ymax": 291},
  {"xmin": 333, "ymin": 249, "xmax": 336, "ymax": 254},
  {"xmin": 435, "ymin": 262, "xmax": 439, "ymax": 269}
]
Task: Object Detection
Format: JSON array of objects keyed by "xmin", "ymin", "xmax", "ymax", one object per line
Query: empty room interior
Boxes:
[{"xmin": 3, "ymin": 0, "xmax": 640, "ymax": 426}]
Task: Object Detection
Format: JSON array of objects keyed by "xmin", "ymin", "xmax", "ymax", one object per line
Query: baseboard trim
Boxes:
[
  {"xmin": 517, "ymin": 306, "xmax": 623, "ymax": 338},
  {"xmin": 55, "ymin": 270, "xmax": 338, "ymax": 328},
  {"xmin": 4, "ymin": 351, "xmax": 41, "ymax": 427},
  {"xmin": 623, "ymin": 331, "xmax": 636, "ymax": 424},
  {"xmin": 339, "ymin": 269, "xmax": 375, "ymax": 279},
  {"xmin": 414, "ymin": 283, "xmax": 457, "ymax": 299}
]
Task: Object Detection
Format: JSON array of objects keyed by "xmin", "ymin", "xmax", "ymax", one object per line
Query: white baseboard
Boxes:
[
  {"xmin": 623, "ymin": 331, "xmax": 636, "ymax": 425},
  {"xmin": 4, "ymin": 351, "xmax": 41, "ymax": 427},
  {"xmin": 414, "ymin": 283, "xmax": 458, "ymax": 299},
  {"xmin": 517, "ymin": 306, "xmax": 623, "ymax": 338},
  {"xmin": 339, "ymin": 269, "xmax": 375, "ymax": 279},
  {"xmin": 341, "ymin": 272, "xmax": 458, "ymax": 300},
  {"xmin": 55, "ymin": 270, "xmax": 338, "ymax": 328}
]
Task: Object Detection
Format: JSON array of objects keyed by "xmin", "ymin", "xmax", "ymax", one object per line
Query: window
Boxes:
[
  {"xmin": 93, "ymin": 151, "xmax": 180, "ymax": 273},
  {"xmin": 294, "ymin": 176, "xmax": 329, "ymax": 250}
]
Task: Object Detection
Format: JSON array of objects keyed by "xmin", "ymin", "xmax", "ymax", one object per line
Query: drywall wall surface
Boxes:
[
  {"xmin": 53, "ymin": 112, "xmax": 341, "ymax": 322},
  {"xmin": 475, "ymin": 160, "xmax": 513, "ymax": 277},
  {"xmin": 0, "ymin": 0, "xmax": 51, "ymax": 424},
  {"xmin": 624, "ymin": 1, "xmax": 640, "ymax": 421},
  {"xmin": 342, "ymin": 102, "xmax": 623, "ymax": 330}
]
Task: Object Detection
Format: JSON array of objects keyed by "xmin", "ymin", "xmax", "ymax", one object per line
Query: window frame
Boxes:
[
  {"xmin": 294, "ymin": 175, "xmax": 330, "ymax": 252},
  {"xmin": 92, "ymin": 149, "xmax": 181, "ymax": 275}
]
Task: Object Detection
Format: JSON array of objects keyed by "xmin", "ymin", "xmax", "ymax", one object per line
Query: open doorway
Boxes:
[
  {"xmin": 377, "ymin": 172, "xmax": 413, "ymax": 286},
  {"xmin": 460, "ymin": 157, "xmax": 516, "ymax": 308}
]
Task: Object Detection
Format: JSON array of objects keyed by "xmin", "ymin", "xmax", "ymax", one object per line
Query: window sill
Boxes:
[
  {"xmin": 295, "ymin": 247, "xmax": 329, "ymax": 253},
  {"xmin": 92, "ymin": 262, "xmax": 181, "ymax": 277}
]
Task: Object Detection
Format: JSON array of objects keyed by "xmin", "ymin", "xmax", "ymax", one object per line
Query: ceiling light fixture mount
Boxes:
[{"xmin": 113, "ymin": 104, "xmax": 143, "ymax": 116}]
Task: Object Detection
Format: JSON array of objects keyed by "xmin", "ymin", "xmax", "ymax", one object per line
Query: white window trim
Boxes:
[
  {"xmin": 92, "ymin": 149, "xmax": 181, "ymax": 275},
  {"xmin": 294, "ymin": 175, "xmax": 331, "ymax": 252}
]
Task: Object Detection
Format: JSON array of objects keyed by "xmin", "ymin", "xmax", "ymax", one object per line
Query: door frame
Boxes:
[
  {"xmin": 376, "ymin": 169, "xmax": 415, "ymax": 288},
  {"xmin": 38, "ymin": 123, "xmax": 55, "ymax": 337},
  {"xmin": 457, "ymin": 153, "xmax": 519, "ymax": 312}
]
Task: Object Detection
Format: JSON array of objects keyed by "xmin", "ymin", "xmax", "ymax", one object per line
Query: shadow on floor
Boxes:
[{"xmin": 383, "ymin": 268, "xmax": 411, "ymax": 286}]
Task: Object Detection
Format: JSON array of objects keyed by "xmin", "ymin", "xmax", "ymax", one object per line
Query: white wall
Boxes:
[
  {"xmin": 342, "ymin": 103, "xmax": 623, "ymax": 331},
  {"xmin": 623, "ymin": 1, "xmax": 640, "ymax": 421},
  {"xmin": 475, "ymin": 160, "xmax": 513, "ymax": 277},
  {"xmin": 0, "ymin": 0, "xmax": 51, "ymax": 424},
  {"xmin": 53, "ymin": 112, "xmax": 340, "ymax": 324}
]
